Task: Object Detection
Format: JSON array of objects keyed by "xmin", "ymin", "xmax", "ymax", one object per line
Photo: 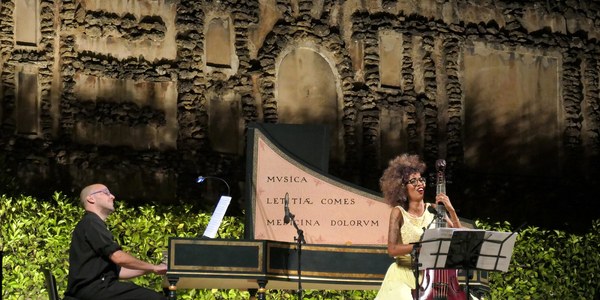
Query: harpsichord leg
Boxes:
[
  {"xmin": 256, "ymin": 279, "xmax": 268, "ymax": 300},
  {"xmin": 167, "ymin": 278, "xmax": 178, "ymax": 300}
]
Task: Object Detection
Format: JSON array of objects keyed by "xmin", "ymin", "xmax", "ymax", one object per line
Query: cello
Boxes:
[{"xmin": 417, "ymin": 159, "xmax": 467, "ymax": 300}]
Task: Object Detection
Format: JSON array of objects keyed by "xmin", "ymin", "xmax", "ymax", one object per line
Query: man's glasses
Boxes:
[
  {"xmin": 405, "ymin": 177, "xmax": 426, "ymax": 186},
  {"xmin": 89, "ymin": 189, "xmax": 112, "ymax": 197}
]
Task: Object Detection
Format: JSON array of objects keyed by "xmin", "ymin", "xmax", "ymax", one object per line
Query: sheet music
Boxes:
[
  {"xmin": 476, "ymin": 230, "xmax": 516, "ymax": 272},
  {"xmin": 419, "ymin": 228, "xmax": 516, "ymax": 272},
  {"xmin": 202, "ymin": 196, "xmax": 232, "ymax": 238},
  {"xmin": 419, "ymin": 228, "xmax": 456, "ymax": 269}
]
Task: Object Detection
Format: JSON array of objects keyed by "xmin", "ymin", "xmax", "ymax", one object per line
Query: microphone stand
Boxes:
[
  {"xmin": 287, "ymin": 211, "xmax": 305, "ymax": 299},
  {"xmin": 411, "ymin": 241, "xmax": 421, "ymax": 300}
]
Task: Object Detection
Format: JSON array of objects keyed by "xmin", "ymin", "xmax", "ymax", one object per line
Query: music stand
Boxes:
[
  {"xmin": 1, "ymin": 250, "xmax": 3, "ymax": 298},
  {"xmin": 418, "ymin": 228, "xmax": 517, "ymax": 297}
]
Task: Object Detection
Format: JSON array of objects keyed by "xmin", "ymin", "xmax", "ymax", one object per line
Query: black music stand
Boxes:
[
  {"xmin": 1, "ymin": 250, "xmax": 3, "ymax": 299},
  {"xmin": 417, "ymin": 228, "xmax": 517, "ymax": 298}
]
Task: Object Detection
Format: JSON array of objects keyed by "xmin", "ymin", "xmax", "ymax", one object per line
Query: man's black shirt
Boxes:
[{"xmin": 65, "ymin": 211, "xmax": 122, "ymax": 297}]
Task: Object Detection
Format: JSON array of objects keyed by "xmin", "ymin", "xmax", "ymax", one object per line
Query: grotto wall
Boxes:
[{"xmin": 1, "ymin": 0, "xmax": 599, "ymax": 230}]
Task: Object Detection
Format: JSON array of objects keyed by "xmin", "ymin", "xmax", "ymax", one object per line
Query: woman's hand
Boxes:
[
  {"xmin": 434, "ymin": 193, "xmax": 462, "ymax": 228},
  {"xmin": 435, "ymin": 193, "xmax": 455, "ymax": 213}
]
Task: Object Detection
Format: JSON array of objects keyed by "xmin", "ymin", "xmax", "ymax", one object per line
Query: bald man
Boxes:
[{"xmin": 65, "ymin": 184, "xmax": 167, "ymax": 300}]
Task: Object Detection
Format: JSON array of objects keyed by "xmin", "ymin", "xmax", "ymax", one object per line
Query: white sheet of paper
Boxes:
[
  {"xmin": 476, "ymin": 230, "xmax": 517, "ymax": 272},
  {"xmin": 202, "ymin": 195, "xmax": 232, "ymax": 238},
  {"xmin": 419, "ymin": 228, "xmax": 516, "ymax": 272}
]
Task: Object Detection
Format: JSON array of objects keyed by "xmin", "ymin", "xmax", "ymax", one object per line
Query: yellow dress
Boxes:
[{"xmin": 375, "ymin": 204, "xmax": 435, "ymax": 300}]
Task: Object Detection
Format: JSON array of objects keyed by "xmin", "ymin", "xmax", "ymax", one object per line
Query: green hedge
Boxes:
[
  {"xmin": 1, "ymin": 193, "xmax": 598, "ymax": 299},
  {"xmin": 0, "ymin": 193, "xmax": 376, "ymax": 299},
  {"xmin": 477, "ymin": 220, "xmax": 600, "ymax": 300}
]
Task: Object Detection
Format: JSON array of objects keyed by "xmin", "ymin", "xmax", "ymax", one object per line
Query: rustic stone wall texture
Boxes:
[{"xmin": 1, "ymin": 0, "xmax": 599, "ymax": 231}]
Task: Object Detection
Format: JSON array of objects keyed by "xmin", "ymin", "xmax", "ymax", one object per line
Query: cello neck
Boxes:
[
  {"xmin": 435, "ymin": 159, "xmax": 447, "ymax": 228},
  {"xmin": 436, "ymin": 176, "xmax": 446, "ymax": 195}
]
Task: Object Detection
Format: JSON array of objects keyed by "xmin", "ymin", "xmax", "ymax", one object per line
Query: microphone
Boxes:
[
  {"xmin": 284, "ymin": 192, "xmax": 291, "ymax": 224},
  {"xmin": 427, "ymin": 205, "xmax": 438, "ymax": 216},
  {"xmin": 427, "ymin": 204, "xmax": 445, "ymax": 219}
]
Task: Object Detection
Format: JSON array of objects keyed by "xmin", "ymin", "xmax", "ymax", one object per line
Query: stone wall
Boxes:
[{"xmin": 1, "ymin": 0, "xmax": 599, "ymax": 230}]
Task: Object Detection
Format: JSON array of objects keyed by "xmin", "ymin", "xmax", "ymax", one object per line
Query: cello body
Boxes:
[
  {"xmin": 415, "ymin": 159, "xmax": 467, "ymax": 300},
  {"xmin": 418, "ymin": 269, "xmax": 466, "ymax": 300}
]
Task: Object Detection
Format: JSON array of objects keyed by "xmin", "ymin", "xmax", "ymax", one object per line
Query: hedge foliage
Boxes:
[
  {"xmin": 1, "ymin": 193, "xmax": 598, "ymax": 299},
  {"xmin": 0, "ymin": 193, "xmax": 376, "ymax": 299},
  {"xmin": 477, "ymin": 220, "xmax": 600, "ymax": 300}
]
